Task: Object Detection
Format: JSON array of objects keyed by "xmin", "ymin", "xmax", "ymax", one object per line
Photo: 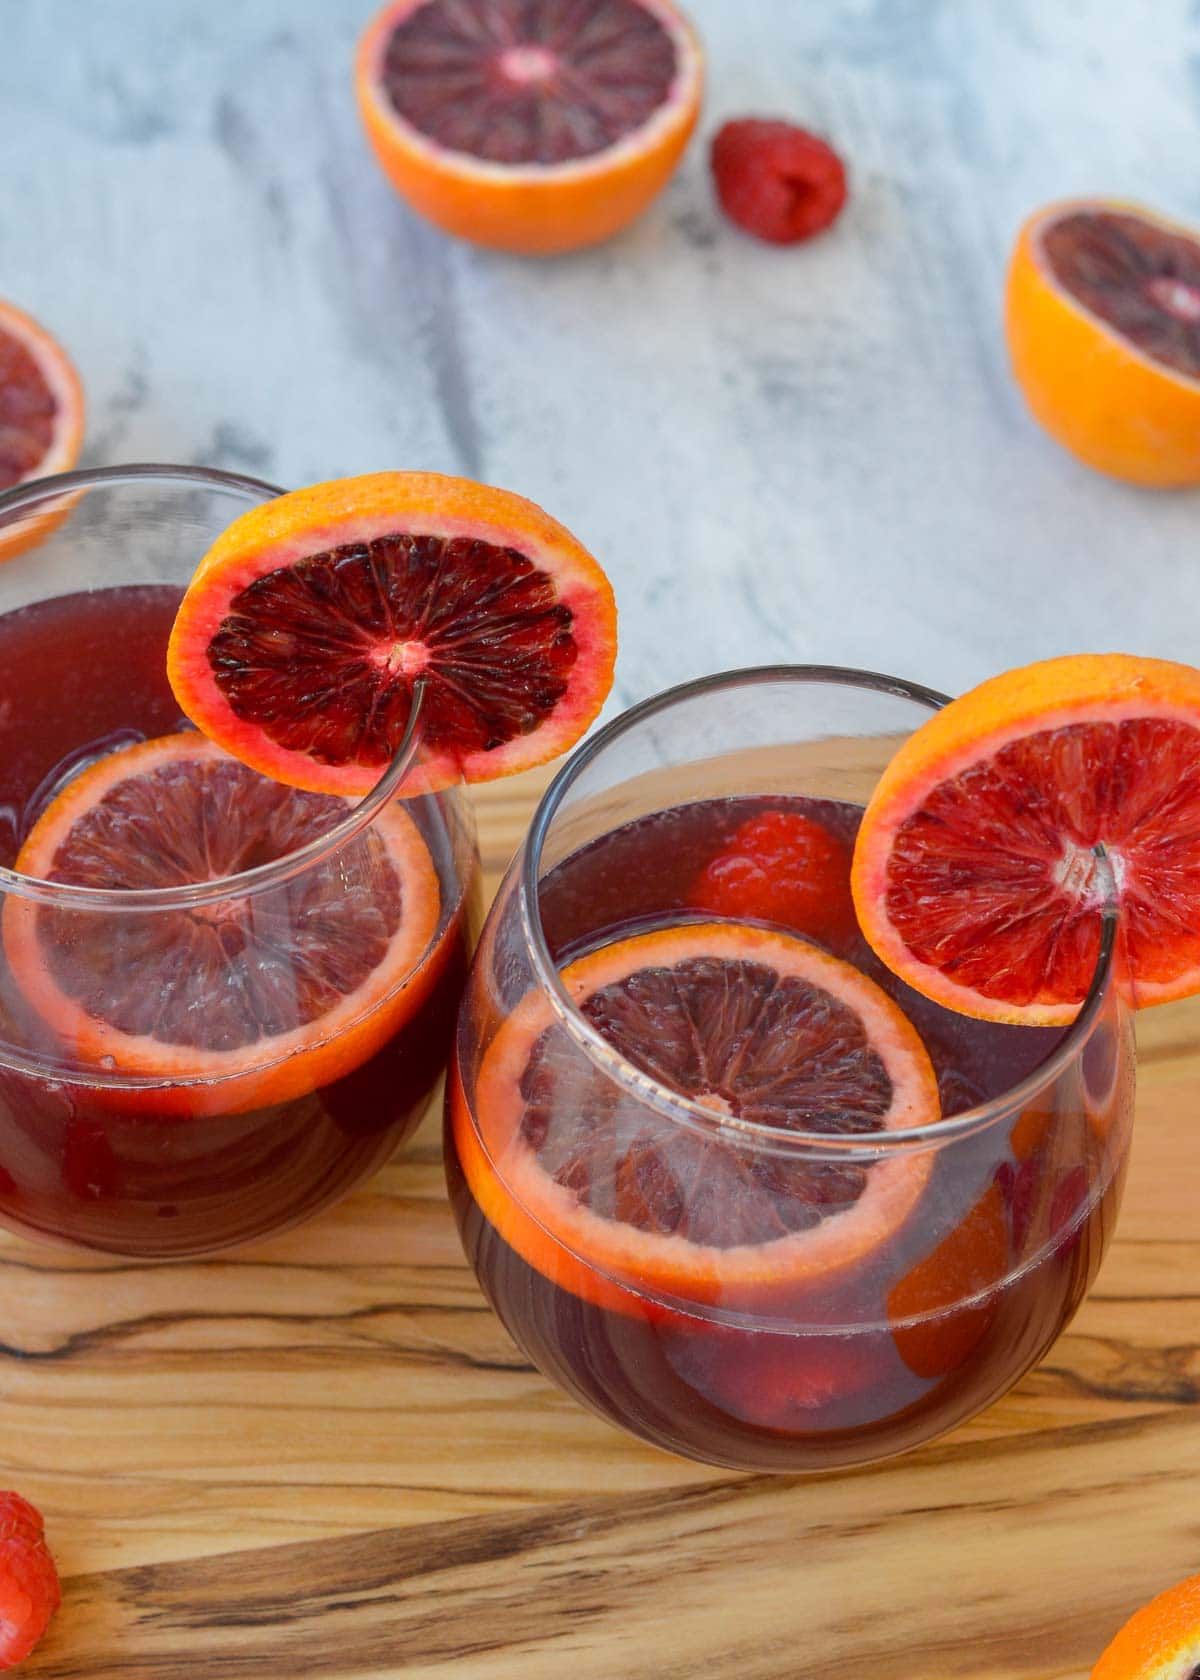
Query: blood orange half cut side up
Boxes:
[
  {"xmin": 1006, "ymin": 199, "xmax": 1200, "ymax": 486},
  {"xmin": 852, "ymin": 653, "xmax": 1200, "ymax": 1026},
  {"xmin": 453, "ymin": 921, "xmax": 940, "ymax": 1314},
  {"xmin": 0, "ymin": 299, "xmax": 85, "ymax": 562},
  {"xmin": 167, "ymin": 472, "xmax": 617, "ymax": 798},
  {"xmin": 355, "ymin": 0, "xmax": 704, "ymax": 253},
  {"xmin": 3, "ymin": 732, "xmax": 443, "ymax": 1116}
]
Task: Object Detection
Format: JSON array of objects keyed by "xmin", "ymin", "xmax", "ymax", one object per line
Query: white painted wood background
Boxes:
[{"xmin": 2, "ymin": 0, "xmax": 1198, "ymax": 708}]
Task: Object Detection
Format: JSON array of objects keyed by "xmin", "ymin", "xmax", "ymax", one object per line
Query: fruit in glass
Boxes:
[
  {"xmin": 0, "ymin": 466, "xmax": 476, "ymax": 1258},
  {"xmin": 447, "ymin": 667, "xmax": 1137, "ymax": 1471}
]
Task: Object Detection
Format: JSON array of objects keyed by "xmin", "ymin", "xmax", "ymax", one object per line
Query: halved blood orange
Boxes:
[
  {"xmin": 167, "ymin": 471, "xmax": 617, "ymax": 797},
  {"xmin": 0, "ymin": 299, "xmax": 85, "ymax": 562},
  {"xmin": 1007, "ymin": 199, "xmax": 1200, "ymax": 486},
  {"xmin": 1092, "ymin": 1573, "xmax": 1200, "ymax": 1680},
  {"xmin": 453, "ymin": 921, "xmax": 940, "ymax": 1314},
  {"xmin": 852, "ymin": 653, "xmax": 1200, "ymax": 1026},
  {"xmin": 3, "ymin": 732, "xmax": 442, "ymax": 1116},
  {"xmin": 355, "ymin": 0, "xmax": 704, "ymax": 254}
]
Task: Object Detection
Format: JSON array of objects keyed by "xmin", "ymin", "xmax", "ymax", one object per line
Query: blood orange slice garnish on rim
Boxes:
[
  {"xmin": 852, "ymin": 653, "xmax": 1200, "ymax": 1026},
  {"xmin": 0, "ymin": 299, "xmax": 84, "ymax": 562},
  {"xmin": 3, "ymin": 732, "xmax": 443, "ymax": 1116},
  {"xmin": 1006, "ymin": 199, "xmax": 1200, "ymax": 486},
  {"xmin": 355, "ymin": 0, "xmax": 704, "ymax": 254},
  {"xmin": 453, "ymin": 921, "xmax": 940, "ymax": 1313},
  {"xmin": 167, "ymin": 471, "xmax": 617, "ymax": 798}
]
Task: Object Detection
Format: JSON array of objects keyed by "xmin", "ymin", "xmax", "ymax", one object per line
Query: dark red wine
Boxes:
[{"xmin": 0, "ymin": 585, "xmax": 469, "ymax": 1257}]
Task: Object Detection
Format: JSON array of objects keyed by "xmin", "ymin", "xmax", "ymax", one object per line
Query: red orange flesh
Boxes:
[
  {"xmin": 1007, "ymin": 199, "xmax": 1200, "ymax": 486},
  {"xmin": 355, "ymin": 0, "xmax": 704, "ymax": 254},
  {"xmin": 167, "ymin": 471, "xmax": 617, "ymax": 798},
  {"xmin": 0, "ymin": 299, "xmax": 84, "ymax": 562},
  {"xmin": 852, "ymin": 654, "xmax": 1200, "ymax": 1025},
  {"xmin": 4, "ymin": 732, "xmax": 443, "ymax": 1116},
  {"xmin": 454, "ymin": 921, "xmax": 940, "ymax": 1314}
]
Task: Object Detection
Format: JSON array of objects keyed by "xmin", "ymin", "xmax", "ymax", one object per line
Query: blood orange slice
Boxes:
[
  {"xmin": 852, "ymin": 653, "xmax": 1200, "ymax": 1026},
  {"xmin": 887, "ymin": 1181, "xmax": 1008, "ymax": 1378},
  {"xmin": 355, "ymin": 0, "xmax": 704, "ymax": 254},
  {"xmin": 453, "ymin": 921, "xmax": 940, "ymax": 1313},
  {"xmin": 167, "ymin": 471, "xmax": 617, "ymax": 797},
  {"xmin": 0, "ymin": 299, "xmax": 84, "ymax": 562},
  {"xmin": 3, "ymin": 732, "xmax": 442, "ymax": 1116},
  {"xmin": 1007, "ymin": 199, "xmax": 1200, "ymax": 486}
]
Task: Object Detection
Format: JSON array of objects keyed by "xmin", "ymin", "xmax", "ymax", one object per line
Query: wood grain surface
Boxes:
[{"xmin": 4, "ymin": 765, "xmax": 1198, "ymax": 1680}]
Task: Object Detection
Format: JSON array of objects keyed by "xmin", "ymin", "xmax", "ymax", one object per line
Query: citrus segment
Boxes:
[
  {"xmin": 4, "ymin": 732, "xmax": 443, "ymax": 1115},
  {"xmin": 355, "ymin": 0, "xmax": 704, "ymax": 253},
  {"xmin": 167, "ymin": 472, "xmax": 617, "ymax": 797},
  {"xmin": 456, "ymin": 921, "xmax": 940, "ymax": 1312},
  {"xmin": 1092, "ymin": 1573, "xmax": 1200, "ymax": 1680},
  {"xmin": 1006, "ymin": 199, "xmax": 1200, "ymax": 485},
  {"xmin": 852, "ymin": 654, "xmax": 1200, "ymax": 1025},
  {"xmin": 0, "ymin": 299, "xmax": 84, "ymax": 561},
  {"xmin": 887, "ymin": 1182, "xmax": 1007, "ymax": 1379}
]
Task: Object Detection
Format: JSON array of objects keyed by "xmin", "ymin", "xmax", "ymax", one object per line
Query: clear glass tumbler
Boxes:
[
  {"xmin": 446, "ymin": 667, "xmax": 1132, "ymax": 1471},
  {"xmin": 0, "ymin": 465, "xmax": 476, "ymax": 1258}
]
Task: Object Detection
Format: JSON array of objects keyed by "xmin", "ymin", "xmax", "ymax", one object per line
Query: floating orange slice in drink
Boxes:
[
  {"xmin": 4, "ymin": 733, "xmax": 443, "ymax": 1115},
  {"xmin": 852, "ymin": 653, "xmax": 1200, "ymax": 1025},
  {"xmin": 1092, "ymin": 1572, "xmax": 1200, "ymax": 1680},
  {"xmin": 167, "ymin": 472, "xmax": 617, "ymax": 798},
  {"xmin": 0, "ymin": 298, "xmax": 84, "ymax": 561},
  {"xmin": 887, "ymin": 1181, "xmax": 1008, "ymax": 1378},
  {"xmin": 1006, "ymin": 199, "xmax": 1200, "ymax": 486},
  {"xmin": 452, "ymin": 921, "xmax": 940, "ymax": 1313},
  {"xmin": 355, "ymin": 0, "xmax": 704, "ymax": 254}
]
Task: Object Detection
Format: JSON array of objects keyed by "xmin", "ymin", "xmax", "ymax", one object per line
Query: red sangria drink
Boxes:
[
  {"xmin": 0, "ymin": 466, "xmax": 476, "ymax": 1258},
  {"xmin": 447, "ymin": 668, "xmax": 1135, "ymax": 1471}
]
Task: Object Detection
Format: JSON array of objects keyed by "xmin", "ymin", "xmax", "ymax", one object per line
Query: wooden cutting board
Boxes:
[{"xmin": 8, "ymin": 765, "xmax": 1199, "ymax": 1680}]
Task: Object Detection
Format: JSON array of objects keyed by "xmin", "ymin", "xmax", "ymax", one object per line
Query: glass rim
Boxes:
[
  {"xmin": 0, "ymin": 462, "xmax": 431, "ymax": 912},
  {"xmin": 517, "ymin": 662, "xmax": 1120, "ymax": 1158}
]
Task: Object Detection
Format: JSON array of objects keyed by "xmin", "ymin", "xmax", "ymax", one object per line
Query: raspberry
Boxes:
[
  {"xmin": 691, "ymin": 809, "xmax": 855, "ymax": 947},
  {"xmin": 666, "ymin": 1323, "xmax": 881, "ymax": 1427},
  {"xmin": 710, "ymin": 118, "xmax": 847, "ymax": 245},
  {"xmin": 0, "ymin": 1492, "xmax": 60, "ymax": 1670}
]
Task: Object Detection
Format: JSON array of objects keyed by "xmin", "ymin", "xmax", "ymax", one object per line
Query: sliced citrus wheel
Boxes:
[
  {"xmin": 1007, "ymin": 199, "xmax": 1200, "ymax": 486},
  {"xmin": 453, "ymin": 921, "xmax": 940, "ymax": 1314},
  {"xmin": 355, "ymin": 0, "xmax": 704, "ymax": 254},
  {"xmin": 852, "ymin": 653, "xmax": 1200, "ymax": 1026},
  {"xmin": 167, "ymin": 471, "xmax": 617, "ymax": 797},
  {"xmin": 3, "ymin": 732, "xmax": 442, "ymax": 1116},
  {"xmin": 0, "ymin": 299, "xmax": 84, "ymax": 562},
  {"xmin": 1092, "ymin": 1572, "xmax": 1200, "ymax": 1680}
]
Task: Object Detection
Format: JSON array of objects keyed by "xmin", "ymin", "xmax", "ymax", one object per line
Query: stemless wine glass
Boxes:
[
  {"xmin": 447, "ymin": 667, "xmax": 1133, "ymax": 1472},
  {"xmin": 0, "ymin": 465, "xmax": 476, "ymax": 1258}
]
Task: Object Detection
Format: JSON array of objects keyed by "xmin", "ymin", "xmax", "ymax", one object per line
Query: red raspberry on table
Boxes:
[
  {"xmin": 0, "ymin": 1492, "xmax": 60, "ymax": 1670},
  {"xmin": 710, "ymin": 119, "xmax": 848, "ymax": 244},
  {"xmin": 691, "ymin": 809, "xmax": 856, "ymax": 948}
]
